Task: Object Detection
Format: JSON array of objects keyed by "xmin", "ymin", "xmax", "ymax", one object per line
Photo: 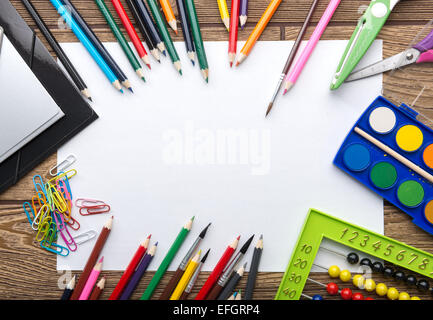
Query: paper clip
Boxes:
[
  {"xmin": 35, "ymin": 217, "xmax": 52, "ymax": 242},
  {"xmin": 40, "ymin": 239, "xmax": 69, "ymax": 256},
  {"xmin": 33, "ymin": 175, "xmax": 47, "ymax": 196},
  {"xmin": 23, "ymin": 202, "xmax": 35, "ymax": 226},
  {"xmin": 56, "ymin": 171, "xmax": 73, "ymax": 199},
  {"xmin": 53, "ymin": 213, "xmax": 77, "ymax": 252},
  {"xmin": 74, "ymin": 230, "xmax": 98, "ymax": 245},
  {"xmin": 75, "ymin": 198, "xmax": 107, "ymax": 208},
  {"xmin": 79, "ymin": 205, "xmax": 111, "ymax": 216},
  {"xmin": 66, "ymin": 215, "xmax": 80, "ymax": 231},
  {"xmin": 31, "ymin": 204, "xmax": 50, "ymax": 231},
  {"xmin": 48, "ymin": 169, "xmax": 77, "ymax": 184},
  {"xmin": 49, "ymin": 155, "xmax": 76, "ymax": 177}
]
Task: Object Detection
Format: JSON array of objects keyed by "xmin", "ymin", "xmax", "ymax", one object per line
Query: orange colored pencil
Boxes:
[
  {"xmin": 159, "ymin": 0, "xmax": 177, "ymax": 34},
  {"xmin": 235, "ymin": 0, "xmax": 282, "ymax": 66}
]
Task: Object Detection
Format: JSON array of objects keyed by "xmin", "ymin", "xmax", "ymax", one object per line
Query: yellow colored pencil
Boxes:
[
  {"xmin": 217, "ymin": 0, "xmax": 230, "ymax": 31},
  {"xmin": 169, "ymin": 251, "xmax": 201, "ymax": 300},
  {"xmin": 159, "ymin": 0, "xmax": 178, "ymax": 33}
]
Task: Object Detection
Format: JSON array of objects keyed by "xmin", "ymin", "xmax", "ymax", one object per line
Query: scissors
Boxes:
[{"xmin": 346, "ymin": 28, "xmax": 433, "ymax": 82}]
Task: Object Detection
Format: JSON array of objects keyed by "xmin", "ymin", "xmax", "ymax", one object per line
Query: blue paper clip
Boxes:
[
  {"xmin": 40, "ymin": 239, "xmax": 69, "ymax": 256},
  {"xmin": 33, "ymin": 175, "xmax": 47, "ymax": 199},
  {"xmin": 23, "ymin": 202, "xmax": 35, "ymax": 226}
]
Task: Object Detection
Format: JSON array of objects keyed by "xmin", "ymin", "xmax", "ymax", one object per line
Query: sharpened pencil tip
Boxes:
[
  {"xmin": 265, "ymin": 102, "xmax": 273, "ymax": 117},
  {"xmin": 163, "ymin": 50, "xmax": 167, "ymax": 56},
  {"xmin": 128, "ymin": 88, "xmax": 134, "ymax": 93},
  {"xmin": 191, "ymin": 216, "xmax": 195, "ymax": 221},
  {"xmin": 235, "ymin": 61, "xmax": 240, "ymax": 67},
  {"xmin": 88, "ymin": 97, "xmax": 93, "ymax": 102},
  {"xmin": 142, "ymin": 77, "xmax": 146, "ymax": 82},
  {"xmin": 147, "ymin": 234, "xmax": 152, "ymax": 239},
  {"xmin": 191, "ymin": 60, "xmax": 195, "ymax": 66},
  {"xmin": 147, "ymin": 64, "xmax": 151, "ymax": 70},
  {"xmin": 179, "ymin": 70, "xmax": 183, "ymax": 75},
  {"xmin": 237, "ymin": 235, "xmax": 240, "ymax": 240},
  {"xmin": 155, "ymin": 242, "xmax": 158, "ymax": 246},
  {"xmin": 230, "ymin": 62, "xmax": 233, "ymax": 68},
  {"xmin": 99, "ymin": 256, "xmax": 104, "ymax": 263},
  {"xmin": 282, "ymin": 89, "xmax": 287, "ymax": 95},
  {"xmin": 260, "ymin": 234, "xmax": 263, "ymax": 240}
]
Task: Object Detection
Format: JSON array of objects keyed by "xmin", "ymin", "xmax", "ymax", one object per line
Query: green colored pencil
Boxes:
[
  {"xmin": 140, "ymin": 217, "xmax": 194, "ymax": 300},
  {"xmin": 94, "ymin": 0, "xmax": 145, "ymax": 81},
  {"xmin": 146, "ymin": 0, "xmax": 182, "ymax": 74},
  {"xmin": 184, "ymin": 0, "xmax": 208, "ymax": 82}
]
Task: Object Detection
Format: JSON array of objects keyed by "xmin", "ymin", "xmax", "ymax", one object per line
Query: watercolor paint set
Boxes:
[{"xmin": 334, "ymin": 96, "xmax": 433, "ymax": 235}]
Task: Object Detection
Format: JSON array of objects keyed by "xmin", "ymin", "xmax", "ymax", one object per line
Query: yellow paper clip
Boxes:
[
  {"xmin": 31, "ymin": 204, "xmax": 49, "ymax": 231},
  {"xmin": 48, "ymin": 169, "xmax": 77, "ymax": 184}
]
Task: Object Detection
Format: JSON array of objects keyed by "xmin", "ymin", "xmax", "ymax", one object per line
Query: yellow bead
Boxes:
[
  {"xmin": 398, "ymin": 292, "xmax": 410, "ymax": 300},
  {"xmin": 328, "ymin": 265, "xmax": 340, "ymax": 278},
  {"xmin": 411, "ymin": 296, "xmax": 421, "ymax": 300},
  {"xmin": 339, "ymin": 270, "xmax": 352, "ymax": 282},
  {"xmin": 376, "ymin": 283, "xmax": 388, "ymax": 296},
  {"xmin": 387, "ymin": 287, "xmax": 399, "ymax": 300},
  {"xmin": 364, "ymin": 279, "xmax": 376, "ymax": 292},
  {"xmin": 352, "ymin": 275, "xmax": 365, "ymax": 288}
]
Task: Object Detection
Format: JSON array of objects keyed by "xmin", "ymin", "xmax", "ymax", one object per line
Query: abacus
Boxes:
[{"xmin": 275, "ymin": 208, "xmax": 433, "ymax": 300}]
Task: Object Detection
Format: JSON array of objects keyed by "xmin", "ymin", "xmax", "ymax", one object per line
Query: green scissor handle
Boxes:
[{"xmin": 330, "ymin": 0, "xmax": 400, "ymax": 90}]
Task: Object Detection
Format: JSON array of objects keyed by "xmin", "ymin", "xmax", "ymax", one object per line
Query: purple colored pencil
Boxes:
[
  {"xmin": 239, "ymin": 0, "xmax": 248, "ymax": 29},
  {"xmin": 119, "ymin": 243, "xmax": 157, "ymax": 300}
]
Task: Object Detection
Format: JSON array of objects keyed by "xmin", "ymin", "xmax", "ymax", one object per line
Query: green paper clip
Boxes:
[{"xmin": 330, "ymin": 0, "xmax": 400, "ymax": 90}]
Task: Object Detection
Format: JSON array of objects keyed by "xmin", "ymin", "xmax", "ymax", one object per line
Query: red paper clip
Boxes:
[{"xmin": 79, "ymin": 205, "xmax": 111, "ymax": 216}]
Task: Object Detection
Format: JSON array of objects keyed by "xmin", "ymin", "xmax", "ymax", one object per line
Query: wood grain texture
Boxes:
[{"xmin": 1, "ymin": 0, "xmax": 433, "ymax": 300}]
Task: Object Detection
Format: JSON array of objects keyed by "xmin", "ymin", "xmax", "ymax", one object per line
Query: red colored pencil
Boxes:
[
  {"xmin": 228, "ymin": 0, "xmax": 240, "ymax": 67},
  {"xmin": 111, "ymin": 0, "xmax": 151, "ymax": 69},
  {"xmin": 109, "ymin": 234, "xmax": 151, "ymax": 300},
  {"xmin": 194, "ymin": 236, "xmax": 239, "ymax": 300}
]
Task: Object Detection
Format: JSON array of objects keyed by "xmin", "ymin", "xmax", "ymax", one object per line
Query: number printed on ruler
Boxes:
[{"xmin": 283, "ymin": 244, "xmax": 314, "ymax": 298}]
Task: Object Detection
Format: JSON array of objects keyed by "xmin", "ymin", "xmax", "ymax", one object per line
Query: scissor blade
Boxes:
[{"xmin": 345, "ymin": 48, "xmax": 420, "ymax": 82}]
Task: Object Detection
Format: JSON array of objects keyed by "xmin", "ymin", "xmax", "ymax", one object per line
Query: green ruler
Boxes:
[{"xmin": 275, "ymin": 208, "xmax": 433, "ymax": 300}]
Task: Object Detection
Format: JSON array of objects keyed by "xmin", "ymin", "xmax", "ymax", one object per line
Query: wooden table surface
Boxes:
[{"xmin": 2, "ymin": 0, "xmax": 433, "ymax": 300}]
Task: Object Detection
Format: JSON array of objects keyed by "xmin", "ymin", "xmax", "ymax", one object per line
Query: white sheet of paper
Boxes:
[{"xmin": 57, "ymin": 40, "xmax": 383, "ymax": 272}]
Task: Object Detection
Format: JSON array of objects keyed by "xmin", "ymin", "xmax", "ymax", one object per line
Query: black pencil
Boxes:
[
  {"xmin": 60, "ymin": 0, "xmax": 133, "ymax": 92},
  {"xmin": 176, "ymin": 0, "xmax": 195, "ymax": 65},
  {"xmin": 244, "ymin": 235, "xmax": 263, "ymax": 300},
  {"xmin": 125, "ymin": 0, "xmax": 160, "ymax": 62},
  {"xmin": 60, "ymin": 275, "xmax": 76, "ymax": 300},
  {"xmin": 217, "ymin": 262, "xmax": 247, "ymax": 300},
  {"xmin": 21, "ymin": 0, "xmax": 91, "ymax": 101},
  {"xmin": 132, "ymin": 0, "xmax": 167, "ymax": 56}
]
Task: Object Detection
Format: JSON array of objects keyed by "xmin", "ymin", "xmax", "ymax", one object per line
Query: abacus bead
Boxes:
[
  {"xmin": 340, "ymin": 288, "xmax": 353, "ymax": 300},
  {"xmin": 372, "ymin": 261, "xmax": 384, "ymax": 273},
  {"xmin": 328, "ymin": 265, "xmax": 341, "ymax": 278},
  {"xmin": 312, "ymin": 295, "xmax": 323, "ymax": 300},
  {"xmin": 393, "ymin": 271, "xmax": 406, "ymax": 282},
  {"xmin": 399, "ymin": 292, "xmax": 410, "ymax": 300},
  {"xmin": 383, "ymin": 267, "xmax": 394, "ymax": 277},
  {"xmin": 347, "ymin": 252, "xmax": 359, "ymax": 264},
  {"xmin": 376, "ymin": 283, "xmax": 388, "ymax": 296},
  {"xmin": 364, "ymin": 279, "xmax": 376, "ymax": 292},
  {"xmin": 353, "ymin": 275, "xmax": 365, "ymax": 288},
  {"xmin": 417, "ymin": 279, "xmax": 430, "ymax": 291},
  {"xmin": 387, "ymin": 287, "xmax": 399, "ymax": 300},
  {"xmin": 339, "ymin": 270, "xmax": 351, "ymax": 282},
  {"xmin": 327, "ymin": 282, "xmax": 339, "ymax": 295},
  {"xmin": 366, "ymin": 297, "xmax": 375, "ymax": 300},
  {"xmin": 360, "ymin": 258, "xmax": 372, "ymax": 268},
  {"xmin": 411, "ymin": 296, "xmax": 421, "ymax": 300},
  {"xmin": 406, "ymin": 275, "xmax": 417, "ymax": 285},
  {"xmin": 352, "ymin": 292, "xmax": 364, "ymax": 300}
]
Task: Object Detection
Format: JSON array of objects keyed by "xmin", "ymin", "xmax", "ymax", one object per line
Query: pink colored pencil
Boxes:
[
  {"xmin": 79, "ymin": 257, "xmax": 104, "ymax": 300},
  {"xmin": 283, "ymin": 0, "xmax": 341, "ymax": 94}
]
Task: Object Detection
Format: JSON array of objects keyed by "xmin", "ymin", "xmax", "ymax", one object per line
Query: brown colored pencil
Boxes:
[
  {"xmin": 89, "ymin": 277, "xmax": 106, "ymax": 300},
  {"xmin": 70, "ymin": 216, "xmax": 113, "ymax": 300}
]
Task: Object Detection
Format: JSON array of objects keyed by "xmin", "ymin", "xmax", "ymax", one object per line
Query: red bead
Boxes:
[
  {"xmin": 352, "ymin": 292, "xmax": 364, "ymax": 300},
  {"xmin": 326, "ymin": 282, "xmax": 339, "ymax": 295},
  {"xmin": 366, "ymin": 297, "xmax": 374, "ymax": 300},
  {"xmin": 340, "ymin": 288, "xmax": 353, "ymax": 300}
]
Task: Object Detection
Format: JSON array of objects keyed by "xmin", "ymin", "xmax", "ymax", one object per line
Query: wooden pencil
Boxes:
[
  {"xmin": 89, "ymin": 277, "xmax": 106, "ymax": 300},
  {"xmin": 176, "ymin": 0, "xmax": 196, "ymax": 65},
  {"xmin": 239, "ymin": 0, "xmax": 248, "ymax": 29},
  {"xmin": 60, "ymin": 275, "xmax": 75, "ymax": 300},
  {"xmin": 70, "ymin": 216, "xmax": 113, "ymax": 300},
  {"xmin": 217, "ymin": 262, "xmax": 246, "ymax": 300},
  {"xmin": 228, "ymin": 0, "xmax": 240, "ymax": 67},
  {"xmin": 217, "ymin": 0, "xmax": 230, "ymax": 31},
  {"xmin": 179, "ymin": 249, "xmax": 210, "ymax": 300},
  {"xmin": 21, "ymin": 0, "xmax": 91, "ymax": 101},
  {"xmin": 244, "ymin": 235, "xmax": 263, "ymax": 300},
  {"xmin": 79, "ymin": 257, "xmax": 104, "ymax": 300},
  {"xmin": 170, "ymin": 251, "xmax": 201, "ymax": 300},
  {"xmin": 159, "ymin": 0, "xmax": 178, "ymax": 33}
]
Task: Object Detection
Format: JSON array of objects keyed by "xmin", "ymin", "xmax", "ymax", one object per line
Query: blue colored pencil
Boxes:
[{"xmin": 49, "ymin": 0, "xmax": 123, "ymax": 92}]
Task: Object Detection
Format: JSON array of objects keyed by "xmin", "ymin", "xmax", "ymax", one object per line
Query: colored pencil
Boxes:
[
  {"xmin": 217, "ymin": 262, "xmax": 246, "ymax": 300},
  {"xmin": 109, "ymin": 234, "xmax": 151, "ymax": 300},
  {"xmin": 49, "ymin": 0, "xmax": 123, "ymax": 92},
  {"xmin": 244, "ymin": 235, "xmax": 263, "ymax": 300},
  {"xmin": 21, "ymin": 0, "xmax": 91, "ymax": 101},
  {"xmin": 159, "ymin": 0, "xmax": 178, "ymax": 33},
  {"xmin": 120, "ymin": 242, "xmax": 157, "ymax": 300},
  {"xmin": 228, "ymin": 291, "xmax": 237, "ymax": 300},
  {"xmin": 228, "ymin": 0, "xmax": 240, "ymax": 67},
  {"xmin": 265, "ymin": 0, "xmax": 319, "ymax": 117},
  {"xmin": 239, "ymin": 0, "xmax": 248, "ymax": 29},
  {"xmin": 89, "ymin": 277, "xmax": 105, "ymax": 300},
  {"xmin": 70, "ymin": 216, "xmax": 113, "ymax": 300},
  {"xmin": 170, "ymin": 250, "xmax": 201, "ymax": 300},
  {"xmin": 60, "ymin": 275, "xmax": 75, "ymax": 300},
  {"xmin": 132, "ymin": 0, "xmax": 167, "ymax": 56},
  {"xmin": 235, "ymin": 289, "xmax": 242, "ymax": 300},
  {"xmin": 61, "ymin": 0, "xmax": 132, "ymax": 92},
  {"xmin": 205, "ymin": 235, "xmax": 254, "ymax": 300},
  {"xmin": 217, "ymin": 0, "xmax": 230, "ymax": 31},
  {"xmin": 79, "ymin": 257, "xmax": 104, "ymax": 300},
  {"xmin": 111, "ymin": 0, "xmax": 151, "ymax": 69},
  {"xmin": 95, "ymin": 0, "xmax": 145, "ymax": 81},
  {"xmin": 283, "ymin": 0, "xmax": 341, "ymax": 94},
  {"xmin": 235, "ymin": 0, "xmax": 282, "ymax": 66},
  {"xmin": 159, "ymin": 223, "xmax": 211, "ymax": 300},
  {"xmin": 125, "ymin": 0, "xmax": 160, "ymax": 62},
  {"xmin": 179, "ymin": 249, "xmax": 210, "ymax": 300},
  {"xmin": 176, "ymin": 0, "xmax": 196, "ymax": 65},
  {"xmin": 140, "ymin": 217, "xmax": 194, "ymax": 300},
  {"xmin": 147, "ymin": 0, "xmax": 182, "ymax": 74},
  {"xmin": 185, "ymin": 0, "xmax": 209, "ymax": 81},
  {"xmin": 195, "ymin": 236, "xmax": 239, "ymax": 300}
]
